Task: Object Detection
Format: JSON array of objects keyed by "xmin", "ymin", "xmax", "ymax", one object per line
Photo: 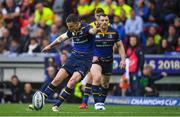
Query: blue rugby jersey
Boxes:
[
  {"xmin": 66, "ymin": 22, "xmax": 94, "ymax": 57},
  {"xmin": 93, "ymin": 26, "xmax": 121, "ymax": 57}
]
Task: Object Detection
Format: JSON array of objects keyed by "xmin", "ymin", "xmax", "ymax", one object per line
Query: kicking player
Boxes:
[
  {"xmin": 80, "ymin": 8, "xmax": 105, "ymax": 109},
  {"xmin": 91, "ymin": 14, "xmax": 125, "ymax": 110},
  {"xmin": 33, "ymin": 14, "xmax": 100, "ymax": 112}
]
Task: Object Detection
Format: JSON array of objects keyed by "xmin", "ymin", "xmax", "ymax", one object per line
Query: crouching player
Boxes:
[
  {"xmin": 31, "ymin": 14, "xmax": 100, "ymax": 112},
  {"xmin": 82, "ymin": 14, "xmax": 126, "ymax": 110}
]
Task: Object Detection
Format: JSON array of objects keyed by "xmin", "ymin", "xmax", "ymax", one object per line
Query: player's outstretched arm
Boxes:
[
  {"xmin": 116, "ymin": 41, "xmax": 126, "ymax": 69},
  {"xmin": 42, "ymin": 33, "xmax": 69, "ymax": 53}
]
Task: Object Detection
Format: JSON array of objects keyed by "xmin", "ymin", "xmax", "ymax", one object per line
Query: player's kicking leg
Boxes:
[
  {"xmin": 52, "ymin": 71, "xmax": 82, "ymax": 111},
  {"xmin": 80, "ymin": 73, "xmax": 92, "ymax": 109},
  {"xmin": 29, "ymin": 68, "xmax": 69, "ymax": 110}
]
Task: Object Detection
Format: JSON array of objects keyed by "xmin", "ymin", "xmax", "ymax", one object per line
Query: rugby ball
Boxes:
[{"xmin": 32, "ymin": 91, "xmax": 45, "ymax": 110}]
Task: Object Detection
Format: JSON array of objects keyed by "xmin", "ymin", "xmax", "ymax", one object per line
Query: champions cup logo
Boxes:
[{"xmin": 130, "ymin": 98, "xmax": 178, "ymax": 106}]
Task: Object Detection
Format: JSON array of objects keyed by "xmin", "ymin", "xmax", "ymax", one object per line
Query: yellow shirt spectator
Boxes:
[
  {"xmin": 98, "ymin": 2, "xmax": 117, "ymax": 16},
  {"xmin": 89, "ymin": 1, "xmax": 103, "ymax": 11},
  {"xmin": 34, "ymin": 3, "xmax": 54, "ymax": 26},
  {"xmin": 115, "ymin": 4, "xmax": 132, "ymax": 18},
  {"xmin": 77, "ymin": 0, "xmax": 91, "ymax": 17}
]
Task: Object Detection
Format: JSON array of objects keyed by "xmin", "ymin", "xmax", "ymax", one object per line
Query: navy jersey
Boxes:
[
  {"xmin": 93, "ymin": 26, "xmax": 121, "ymax": 57},
  {"xmin": 66, "ymin": 23, "xmax": 94, "ymax": 57}
]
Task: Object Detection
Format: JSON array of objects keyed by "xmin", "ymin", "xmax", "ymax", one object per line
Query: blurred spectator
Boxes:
[
  {"xmin": 161, "ymin": 0, "xmax": 179, "ymax": 24},
  {"xmin": 34, "ymin": 2, "xmax": 54, "ymax": 26},
  {"xmin": 34, "ymin": 28, "xmax": 45, "ymax": 44},
  {"xmin": 62, "ymin": 0, "xmax": 78, "ymax": 23},
  {"xmin": 89, "ymin": 0, "xmax": 102, "ymax": 11},
  {"xmin": 119, "ymin": 9, "xmax": 127, "ymax": 24},
  {"xmin": 111, "ymin": 15, "xmax": 126, "ymax": 41},
  {"xmin": 125, "ymin": 9, "xmax": 143, "ymax": 36},
  {"xmin": 1, "ymin": 29, "xmax": 11, "ymax": 49},
  {"xmin": 2, "ymin": 0, "xmax": 20, "ymax": 23},
  {"xmin": 0, "ymin": 20, "xmax": 6, "ymax": 38},
  {"xmin": 43, "ymin": 0, "xmax": 55, "ymax": 8},
  {"xmin": 21, "ymin": 83, "xmax": 34, "ymax": 103},
  {"xmin": 41, "ymin": 39, "xmax": 56, "ymax": 53},
  {"xmin": 144, "ymin": 36, "xmax": 158, "ymax": 54},
  {"xmin": 41, "ymin": 66, "xmax": 57, "ymax": 91},
  {"xmin": 146, "ymin": 0, "xmax": 160, "ymax": 26},
  {"xmin": 126, "ymin": 35, "xmax": 144, "ymax": 96},
  {"xmin": 175, "ymin": 37, "xmax": 180, "ymax": 52},
  {"xmin": 9, "ymin": 39, "xmax": 21, "ymax": 53},
  {"xmin": 20, "ymin": 0, "xmax": 33, "ymax": 20},
  {"xmin": 54, "ymin": 15, "xmax": 66, "ymax": 35},
  {"xmin": 164, "ymin": 25, "xmax": 179, "ymax": 48},
  {"xmin": 59, "ymin": 51, "xmax": 68, "ymax": 66},
  {"xmin": 77, "ymin": 0, "xmax": 92, "ymax": 19},
  {"xmin": 52, "ymin": 0, "xmax": 65, "ymax": 14},
  {"xmin": 139, "ymin": 65, "xmax": 167, "ymax": 97},
  {"xmin": 5, "ymin": 75, "xmax": 21, "ymax": 103},
  {"xmin": 100, "ymin": 0, "xmax": 117, "ymax": 23},
  {"xmin": 20, "ymin": 27, "xmax": 29, "ymax": 48},
  {"xmin": 27, "ymin": 15, "xmax": 38, "ymax": 37},
  {"xmin": 2, "ymin": 0, "xmax": 21, "ymax": 38},
  {"xmin": 174, "ymin": 17, "xmax": 180, "ymax": 34},
  {"xmin": 24, "ymin": 37, "xmax": 41, "ymax": 54},
  {"xmin": 49, "ymin": 24, "xmax": 59, "ymax": 43},
  {"xmin": 158, "ymin": 39, "xmax": 174, "ymax": 54},
  {"xmin": 134, "ymin": 0, "xmax": 149, "ymax": 21},
  {"xmin": 19, "ymin": 0, "xmax": 34, "ymax": 33},
  {"xmin": 115, "ymin": 0, "xmax": 132, "ymax": 18},
  {"xmin": 54, "ymin": 16, "xmax": 71, "ymax": 52},
  {"xmin": 147, "ymin": 25, "xmax": 161, "ymax": 44},
  {"xmin": 0, "ymin": 39, "xmax": 9, "ymax": 54}
]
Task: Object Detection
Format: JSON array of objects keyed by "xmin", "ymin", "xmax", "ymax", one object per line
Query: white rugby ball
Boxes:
[{"xmin": 32, "ymin": 91, "xmax": 45, "ymax": 110}]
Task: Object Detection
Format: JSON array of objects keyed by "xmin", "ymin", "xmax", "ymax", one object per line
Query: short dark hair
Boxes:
[
  {"xmin": 99, "ymin": 14, "xmax": 108, "ymax": 18},
  {"xmin": 95, "ymin": 8, "xmax": 104, "ymax": 14},
  {"xmin": 66, "ymin": 14, "xmax": 80, "ymax": 23}
]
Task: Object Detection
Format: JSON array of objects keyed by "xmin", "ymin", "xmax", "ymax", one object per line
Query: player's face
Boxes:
[
  {"xmin": 67, "ymin": 22, "xmax": 80, "ymax": 32},
  {"xmin": 99, "ymin": 16, "xmax": 109, "ymax": 29}
]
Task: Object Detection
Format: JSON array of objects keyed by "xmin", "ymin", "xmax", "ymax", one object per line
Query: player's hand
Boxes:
[
  {"xmin": 92, "ymin": 56, "xmax": 99, "ymax": 62},
  {"xmin": 119, "ymin": 60, "xmax": 126, "ymax": 69},
  {"xmin": 42, "ymin": 45, "xmax": 51, "ymax": 53}
]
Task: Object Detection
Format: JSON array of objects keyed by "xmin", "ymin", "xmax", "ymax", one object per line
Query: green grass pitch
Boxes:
[{"xmin": 0, "ymin": 104, "xmax": 180, "ymax": 116}]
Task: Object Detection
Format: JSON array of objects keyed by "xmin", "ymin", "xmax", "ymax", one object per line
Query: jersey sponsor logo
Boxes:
[
  {"xmin": 95, "ymin": 34, "xmax": 100, "ymax": 39},
  {"xmin": 108, "ymin": 34, "xmax": 113, "ymax": 38}
]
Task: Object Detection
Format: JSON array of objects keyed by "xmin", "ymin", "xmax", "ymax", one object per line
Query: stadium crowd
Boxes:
[
  {"xmin": 0, "ymin": 0, "xmax": 179, "ymax": 103},
  {"xmin": 0, "ymin": 0, "xmax": 179, "ymax": 55}
]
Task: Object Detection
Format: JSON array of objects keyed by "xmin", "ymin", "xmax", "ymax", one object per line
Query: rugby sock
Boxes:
[
  {"xmin": 82, "ymin": 83, "xmax": 92, "ymax": 104},
  {"xmin": 43, "ymin": 83, "xmax": 56, "ymax": 98},
  {"xmin": 92, "ymin": 85, "xmax": 101, "ymax": 103},
  {"xmin": 100, "ymin": 87, "xmax": 108, "ymax": 103},
  {"xmin": 54, "ymin": 87, "xmax": 73, "ymax": 107}
]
